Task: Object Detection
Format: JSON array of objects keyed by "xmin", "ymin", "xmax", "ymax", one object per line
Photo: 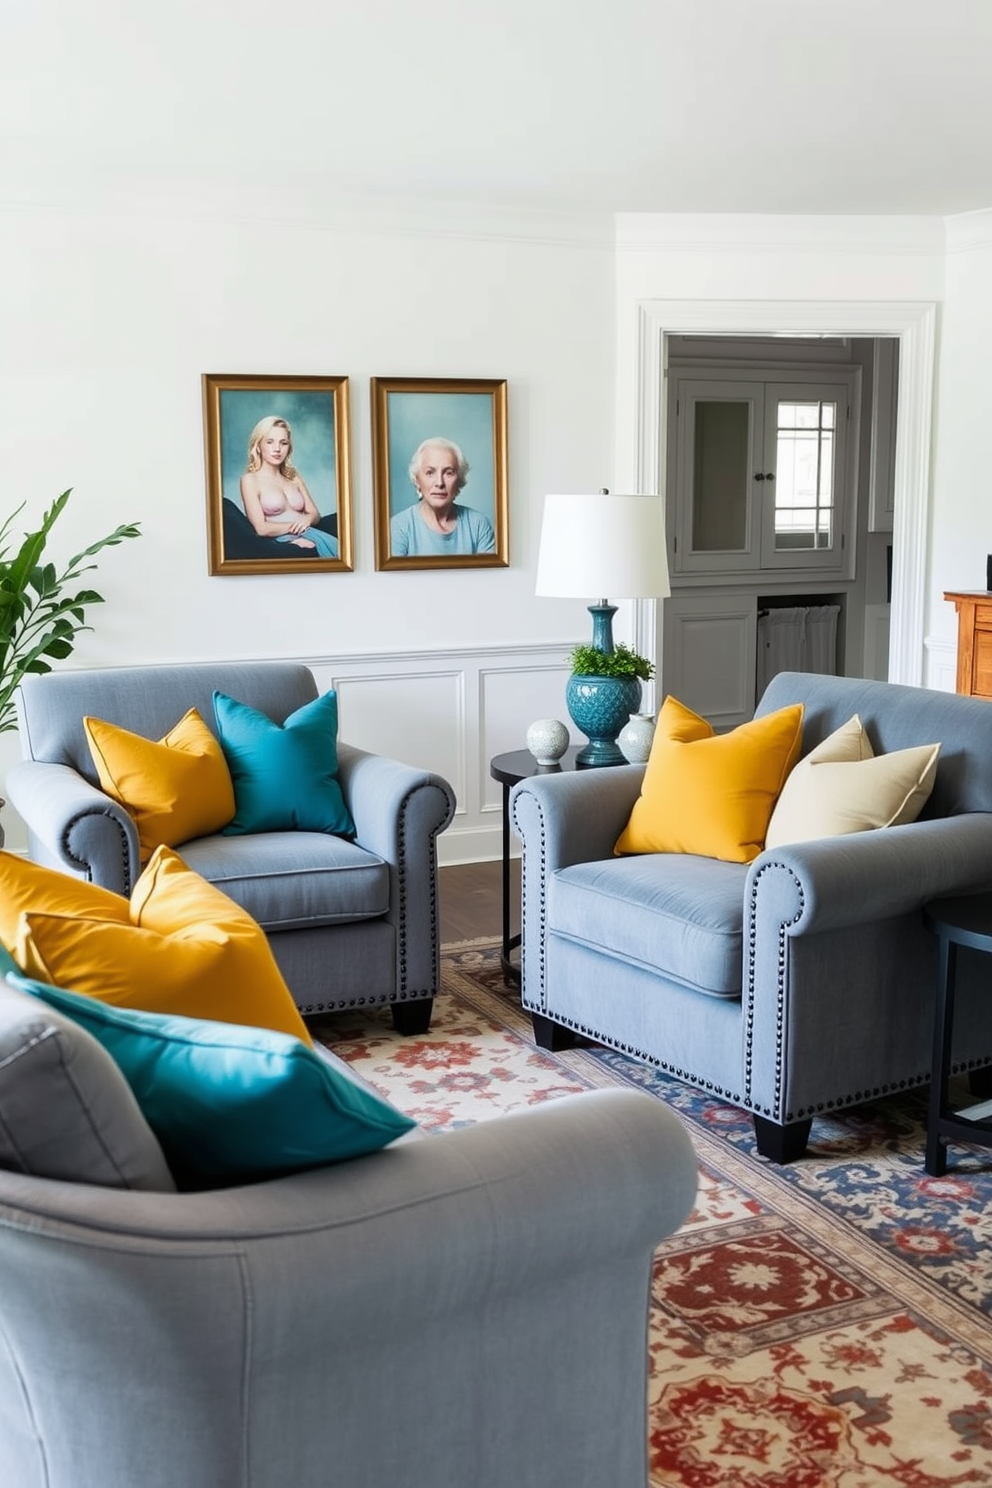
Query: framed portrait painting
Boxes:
[
  {"xmin": 202, "ymin": 374, "xmax": 353, "ymax": 575},
  {"xmin": 371, "ymin": 377, "xmax": 508, "ymax": 570}
]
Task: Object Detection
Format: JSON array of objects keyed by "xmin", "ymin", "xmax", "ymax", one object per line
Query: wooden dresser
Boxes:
[{"xmin": 945, "ymin": 590, "xmax": 992, "ymax": 698}]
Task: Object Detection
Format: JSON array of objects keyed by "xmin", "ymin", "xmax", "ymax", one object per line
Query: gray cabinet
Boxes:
[
  {"xmin": 668, "ymin": 365, "xmax": 860, "ymax": 582},
  {"xmin": 663, "ymin": 362, "xmax": 863, "ymax": 724},
  {"xmin": 662, "ymin": 592, "xmax": 758, "ymax": 729}
]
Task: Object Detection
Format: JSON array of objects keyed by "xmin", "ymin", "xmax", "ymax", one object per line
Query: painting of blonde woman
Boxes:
[{"xmin": 203, "ymin": 374, "xmax": 353, "ymax": 575}]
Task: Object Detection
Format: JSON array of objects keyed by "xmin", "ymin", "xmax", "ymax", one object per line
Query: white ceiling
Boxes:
[{"xmin": 3, "ymin": 0, "xmax": 991, "ymax": 218}]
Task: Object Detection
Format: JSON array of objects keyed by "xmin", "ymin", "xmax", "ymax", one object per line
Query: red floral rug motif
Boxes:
[
  {"xmin": 659, "ymin": 1227, "xmax": 869, "ymax": 1341},
  {"xmin": 652, "ymin": 1374, "xmax": 869, "ymax": 1488}
]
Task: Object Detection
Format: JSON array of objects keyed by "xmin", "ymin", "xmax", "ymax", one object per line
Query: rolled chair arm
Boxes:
[
  {"xmin": 744, "ymin": 813, "xmax": 992, "ymax": 1126},
  {"xmin": 336, "ymin": 744, "xmax": 456, "ymax": 997},
  {"xmin": 511, "ymin": 767, "xmax": 645, "ymax": 1009},
  {"xmin": 510, "ymin": 765, "xmax": 645, "ymax": 874},
  {"xmin": 4, "ymin": 759, "xmax": 138, "ymax": 895},
  {"xmin": 749, "ymin": 812, "xmax": 992, "ymax": 937}
]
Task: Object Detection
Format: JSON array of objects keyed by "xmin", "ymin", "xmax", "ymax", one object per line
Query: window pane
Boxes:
[{"xmin": 772, "ymin": 400, "xmax": 837, "ymax": 551}]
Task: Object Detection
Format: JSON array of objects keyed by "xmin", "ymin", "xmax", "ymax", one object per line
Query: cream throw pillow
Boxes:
[{"xmin": 764, "ymin": 713, "xmax": 940, "ymax": 849}]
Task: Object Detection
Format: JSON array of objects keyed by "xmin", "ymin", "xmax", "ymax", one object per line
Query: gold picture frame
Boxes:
[
  {"xmin": 371, "ymin": 376, "xmax": 508, "ymax": 570},
  {"xmin": 203, "ymin": 373, "xmax": 353, "ymax": 575}
]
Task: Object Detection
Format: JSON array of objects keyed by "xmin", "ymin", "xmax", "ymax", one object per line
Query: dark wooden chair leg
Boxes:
[
  {"xmin": 531, "ymin": 1012, "xmax": 578, "ymax": 1052},
  {"xmin": 753, "ymin": 1115, "xmax": 813, "ymax": 1163},
  {"xmin": 391, "ymin": 998, "xmax": 434, "ymax": 1036}
]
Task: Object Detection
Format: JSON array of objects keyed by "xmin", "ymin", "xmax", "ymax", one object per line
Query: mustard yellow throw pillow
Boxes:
[
  {"xmin": 764, "ymin": 714, "xmax": 939, "ymax": 849},
  {"xmin": 84, "ymin": 708, "xmax": 236, "ymax": 865},
  {"xmin": 615, "ymin": 696, "xmax": 805, "ymax": 863},
  {"xmin": 12, "ymin": 846, "xmax": 312, "ymax": 1046},
  {"xmin": 0, "ymin": 850, "xmax": 131, "ymax": 953}
]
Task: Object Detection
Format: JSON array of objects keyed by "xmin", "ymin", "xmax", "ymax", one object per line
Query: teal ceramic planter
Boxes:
[{"xmin": 565, "ymin": 675, "xmax": 642, "ymax": 767}]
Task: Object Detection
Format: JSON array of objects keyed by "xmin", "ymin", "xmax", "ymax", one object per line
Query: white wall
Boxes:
[
  {"xmin": 926, "ymin": 209, "xmax": 992, "ymax": 690},
  {"xmin": 0, "ymin": 193, "xmax": 617, "ymax": 860}
]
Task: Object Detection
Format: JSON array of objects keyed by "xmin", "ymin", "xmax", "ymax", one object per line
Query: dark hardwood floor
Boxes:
[{"xmin": 438, "ymin": 858, "xmax": 519, "ymax": 943}]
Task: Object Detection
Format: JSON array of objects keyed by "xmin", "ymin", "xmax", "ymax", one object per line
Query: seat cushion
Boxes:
[
  {"xmin": 549, "ymin": 855, "xmax": 748, "ymax": 998},
  {"xmin": 178, "ymin": 832, "xmax": 390, "ymax": 930},
  {"xmin": 0, "ymin": 969, "xmax": 176, "ymax": 1191}
]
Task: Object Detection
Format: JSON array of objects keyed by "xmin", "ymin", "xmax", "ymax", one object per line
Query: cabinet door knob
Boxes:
[
  {"xmin": 754, "ymin": 472, "xmax": 765, "ymax": 482},
  {"xmin": 765, "ymin": 471, "xmax": 775, "ymax": 482}
]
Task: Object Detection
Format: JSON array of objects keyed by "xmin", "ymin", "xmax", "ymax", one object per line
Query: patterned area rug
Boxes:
[{"xmin": 312, "ymin": 939, "xmax": 992, "ymax": 1488}]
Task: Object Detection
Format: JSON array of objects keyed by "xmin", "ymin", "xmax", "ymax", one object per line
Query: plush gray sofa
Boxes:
[
  {"xmin": 511, "ymin": 671, "xmax": 992, "ymax": 1162},
  {"xmin": 5, "ymin": 662, "xmax": 455, "ymax": 1032},
  {"xmin": 0, "ymin": 967, "xmax": 698, "ymax": 1488}
]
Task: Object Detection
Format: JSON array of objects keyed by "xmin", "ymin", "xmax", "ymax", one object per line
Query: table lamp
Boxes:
[{"xmin": 535, "ymin": 490, "xmax": 671, "ymax": 765}]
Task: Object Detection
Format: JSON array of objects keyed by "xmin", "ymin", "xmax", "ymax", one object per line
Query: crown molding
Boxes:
[
  {"xmin": 944, "ymin": 208, "xmax": 992, "ymax": 255},
  {"xmin": 614, "ymin": 212, "xmax": 948, "ymax": 258},
  {"xmin": 0, "ymin": 177, "xmax": 613, "ymax": 251}
]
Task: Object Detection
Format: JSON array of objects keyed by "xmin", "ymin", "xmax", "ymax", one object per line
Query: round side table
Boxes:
[
  {"xmin": 489, "ymin": 748, "xmax": 583, "ymax": 986},
  {"xmin": 922, "ymin": 892, "xmax": 992, "ymax": 1175}
]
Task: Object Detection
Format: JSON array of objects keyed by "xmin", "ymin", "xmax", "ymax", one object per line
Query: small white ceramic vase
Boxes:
[
  {"xmin": 525, "ymin": 718, "xmax": 570, "ymax": 766},
  {"xmin": 617, "ymin": 712, "xmax": 656, "ymax": 764}
]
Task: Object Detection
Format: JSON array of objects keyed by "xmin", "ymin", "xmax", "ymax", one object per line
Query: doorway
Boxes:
[
  {"xmin": 661, "ymin": 335, "xmax": 891, "ymax": 718},
  {"xmin": 629, "ymin": 299, "xmax": 936, "ymax": 695}
]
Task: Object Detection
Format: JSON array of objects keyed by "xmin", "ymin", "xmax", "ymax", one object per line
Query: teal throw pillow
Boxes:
[
  {"xmin": 5, "ymin": 967, "xmax": 415, "ymax": 1187},
  {"xmin": 213, "ymin": 689, "xmax": 355, "ymax": 838}
]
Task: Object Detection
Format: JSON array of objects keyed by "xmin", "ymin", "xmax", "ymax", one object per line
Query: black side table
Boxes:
[
  {"xmin": 489, "ymin": 748, "xmax": 583, "ymax": 986},
  {"xmin": 923, "ymin": 892, "xmax": 992, "ymax": 1175}
]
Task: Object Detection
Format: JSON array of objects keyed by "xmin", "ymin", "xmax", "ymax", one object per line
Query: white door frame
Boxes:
[{"xmin": 632, "ymin": 299, "xmax": 936, "ymax": 688}]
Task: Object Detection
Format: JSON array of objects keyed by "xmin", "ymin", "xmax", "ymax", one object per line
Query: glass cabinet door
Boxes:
[
  {"xmin": 673, "ymin": 380, "xmax": 763, "ymax": 573},
  {"xmin": 669, "ymin": 368, "xmax": 857, "ymax": 579}
]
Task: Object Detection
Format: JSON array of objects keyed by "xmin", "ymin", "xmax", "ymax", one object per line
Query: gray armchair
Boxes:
[
  {"xmin": 6, "ymin": 662, "xmax": 455, "ymax": 1033},
  {"xmin": 0, "ymin": 1083, "xmax": 697, "ymax": 1488},
  {"xmin": 511, "ymin": 672, "xmax": 992, "ymax": 1162}
]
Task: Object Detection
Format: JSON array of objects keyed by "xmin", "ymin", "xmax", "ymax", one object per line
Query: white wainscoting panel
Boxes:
[
  {"xmin": 480, "ymin": 663, "xmax": 573, "ymax": 813},
  {"xmin": 923, "ymin": 637, "xmax": 958, "ymax": 695},
  {"xmin": 323, "ymin": 667, "xmax": 466, "ymax": 814},
  {"xmin": 310, "ymin": 644, "xmax": 572, "ymax": 865}
]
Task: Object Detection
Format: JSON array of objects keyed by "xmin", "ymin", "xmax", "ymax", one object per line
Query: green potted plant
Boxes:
[
  {"xmin": 566, "ymin": 641, "xmax": 655, "ymax": 767},
  {"xmin": 0, "ymin": 489, "xmax": 141, "ymax": 738}
]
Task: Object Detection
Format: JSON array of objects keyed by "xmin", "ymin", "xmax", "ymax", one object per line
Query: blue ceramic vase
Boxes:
[{"xmin": 565, "ymin": 675, "xmax": 642, "ymax": 767}]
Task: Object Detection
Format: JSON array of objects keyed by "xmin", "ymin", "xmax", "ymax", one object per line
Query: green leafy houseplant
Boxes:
[
  {"xmin": 0, "ymin": 490, "xmax": 141, "ymax": 735},
  {"xmin": 568, "ymin": 641, "xmax": 655, "ymax": 681},
  {"xmin": 565, "ymin": 641, "xmax": 655, "ymax": 767}
]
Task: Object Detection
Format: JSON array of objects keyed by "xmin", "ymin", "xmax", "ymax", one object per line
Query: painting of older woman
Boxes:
[{"xmin": 390, "ymin": 437, "xmax": 496, "ymax": 558}]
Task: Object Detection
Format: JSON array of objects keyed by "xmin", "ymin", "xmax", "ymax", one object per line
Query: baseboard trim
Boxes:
[{"xmin": 438, "ymin": 824, "xmax": 506, "ymax": 867}]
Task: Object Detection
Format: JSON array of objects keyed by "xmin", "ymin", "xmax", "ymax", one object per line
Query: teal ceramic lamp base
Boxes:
[{"xmin": 566, "ymin": 603, "xmax": 642, "ymax": 768}]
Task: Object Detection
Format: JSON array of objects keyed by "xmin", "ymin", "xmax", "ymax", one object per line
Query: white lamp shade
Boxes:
[{"xmin": 535, "ymin": 492, "xmax": 671, "ymax": 600}]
